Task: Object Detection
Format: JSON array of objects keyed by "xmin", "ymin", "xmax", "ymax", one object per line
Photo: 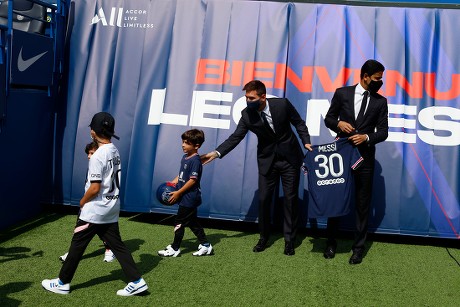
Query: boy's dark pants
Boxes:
[
  {"xmin": 172, "ymin": 206, "xmax": 208, "ymax": 250},
  {"xmin": 59, "ymin": 219, "xmax": 141, "ymax": 284}
]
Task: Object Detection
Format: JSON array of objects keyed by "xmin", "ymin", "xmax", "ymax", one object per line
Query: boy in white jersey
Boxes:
[
  {"xmin": 42, "ymin": 112, "xmax": 148, "ymax": 296},
  {"xmin": 59, "ymin": 141, "xmax": 115, "ymax": 263}
]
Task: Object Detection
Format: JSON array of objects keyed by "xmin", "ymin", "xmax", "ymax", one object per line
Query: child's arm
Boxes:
[
  {"xmin": 79, "ymin": 182, "xmax": 101, "ymax": 207},
  {"xmin": 168, "ymin": 178, "xmax": 196, "ymax": 204}
]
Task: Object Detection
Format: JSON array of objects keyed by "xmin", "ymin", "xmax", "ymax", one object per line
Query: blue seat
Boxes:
[{"xmin": 0, "ymin": 0, "xmax": 46, "ymax": 34}]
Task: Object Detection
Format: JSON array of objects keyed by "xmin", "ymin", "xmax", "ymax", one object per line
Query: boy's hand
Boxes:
[{"xmin": 168, "ymin": 190, "xmax": 181, "ymax": 204}]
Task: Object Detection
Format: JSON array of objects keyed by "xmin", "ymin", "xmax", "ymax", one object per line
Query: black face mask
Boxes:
[
  {"xmin": 368, "ymin": 80, "xmax": 383, "ymax": 93},
  {"xmin": 246, "ymin": 100, "xmax": 261, "ymax": 110}
]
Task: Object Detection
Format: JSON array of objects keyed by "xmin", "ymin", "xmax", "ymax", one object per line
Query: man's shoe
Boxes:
[
  {"xmin": 253, "ymin": 239, "xmax": 267, "ymax": 253},
  {"xmin": 59, "ymin": 252, "xmax": 68, "ymax": 262},
  {"xmin": 323, "ymin": 240, "xmax": 337, "ymax": 259},
  {"xmin": 41, "ymin": 278, "xmax": 70, "ymax": 295},
  {"xmin": 284, "ymin": 241, "xmax": 295, "ymax": 256},
  {"xmin": 103, "ymin": 249, "xmax": 116, "ymax": 262},
  {"xmin": 116, "ymin": 278, "xmax": 148, "ymax": 296},
  {"xmin": 349, "ymin": 249, "xmax": 364, "ymax": 265},
  {"xmin": 192, "ymin": 244, "xmax": 214, "ymax": 256},
  {"xmin": 157, "ymin": 245, "xmax": 181, "ymax": 257}
]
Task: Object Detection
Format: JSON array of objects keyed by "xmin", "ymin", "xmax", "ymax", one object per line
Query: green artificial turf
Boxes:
[{"xmin": 0, "ymin": 207, "xmax": 459, "ymax": 306}]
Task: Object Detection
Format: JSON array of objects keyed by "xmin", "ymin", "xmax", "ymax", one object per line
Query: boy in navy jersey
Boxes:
[{"xmin": 157, "ymin": 129, "xmax": 213, "ymax": 257}]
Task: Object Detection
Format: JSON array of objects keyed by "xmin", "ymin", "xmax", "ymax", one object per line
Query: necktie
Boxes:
[
  {"xmin": 356, "ymin": 91, "xmax": 368, "ymax": 126},
  {"xmin": 261, "ymin": 112, "xmax": 274, "ymax": 132}
]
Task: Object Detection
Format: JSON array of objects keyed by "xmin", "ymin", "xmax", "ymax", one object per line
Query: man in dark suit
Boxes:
[
  {"xmin": 323, "ymin": 59, "xmax": 388, "ymax": 264},
  {"xmin": 201, "ymin": 80, "xmax": 312, "ymax": 255}
]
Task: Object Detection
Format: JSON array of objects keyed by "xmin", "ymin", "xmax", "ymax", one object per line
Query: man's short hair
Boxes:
[
  {"xmin": 182, "ymin": 129, "xmax": 205, "ymax": 146},
  {"xmin": 360, "ymin": 60, "xmax": 385, "ymax": 79},
  {"xmin": 243, "ymin": 80, "xmax": 266, "ymax": 96}
]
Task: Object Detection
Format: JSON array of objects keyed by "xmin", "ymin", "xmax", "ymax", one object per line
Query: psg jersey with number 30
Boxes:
[{"xmin": 302, "ymin": 138, "xmax": 363, "ymax": 218}]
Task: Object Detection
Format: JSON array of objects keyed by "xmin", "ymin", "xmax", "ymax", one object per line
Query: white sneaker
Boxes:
[
  {"xmin": 192, "ymin": 244, "xmax": 213, "ymax": 256},
  {"xmin": 41, "ymin": 278, "xmax": 70, "ymax": 295},
  {"xmin": 116, "ymin": 278, "xmax": 148, "ymax": 296},
  {"xmin": 157, "ymin": 245, "xmax": 180, "ymax": 257},
  {"xmin": 59, "ymin": 252, "xmax": 68, "ymax": 262},
  {"xmin": 103, "ymin": 249, "xmax": 116, "ymax": 262}
]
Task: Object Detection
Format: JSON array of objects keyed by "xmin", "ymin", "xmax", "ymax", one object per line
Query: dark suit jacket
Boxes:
[
  {"xmin": 324, "ymin": 85, "xmax": 388, "ymax": 155},
  {"xmin": 216, "ymin": 98, "xmax": 311, "ymax": 176}
]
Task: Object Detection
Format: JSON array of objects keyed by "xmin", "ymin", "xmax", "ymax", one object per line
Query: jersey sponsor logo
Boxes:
[
  {"xmin": 105, "ymin": 195, "xmax": 119, "ymax": 200},
  {"xmin": 316, "ymin": 178, "xmax": 345, "ymax": 186},
  {"xmin": 90, "ymin": 174, "xmax": 101, "ymax": 178}
]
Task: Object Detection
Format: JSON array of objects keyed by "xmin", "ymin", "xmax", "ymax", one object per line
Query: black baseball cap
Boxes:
[{"xmin": 89, "ymin": 112, "xmax": 120, "ymax": 140}]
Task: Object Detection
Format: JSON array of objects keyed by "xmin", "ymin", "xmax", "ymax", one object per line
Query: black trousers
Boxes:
[
  {"xmin": 171, "ymin": 206, "xmax": 208, "ymax": 250},
  {"xmin": 75, "ymin": 210, "xmax": 108, "ymax": 249},
  {"xmin": 258, "ymin": 158, "xmax": 300, "ymax": 242},
  {"xmin": 327, "ymin": 148, "xmax": 375, "ymax": 250},
  {"xmin": 59, "ymin": 219, "xmax": 141, "ymax": 284}
]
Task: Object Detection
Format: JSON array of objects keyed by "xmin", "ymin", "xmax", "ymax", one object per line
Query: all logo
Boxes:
[{"xmin": 90, "ymin": 7, "xmax": 154, "ymax": 29}]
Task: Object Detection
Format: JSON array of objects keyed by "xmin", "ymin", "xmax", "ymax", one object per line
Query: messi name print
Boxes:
[{"xmin": 302, "ymin": 138, "xmax": 363, "ymax": 218}]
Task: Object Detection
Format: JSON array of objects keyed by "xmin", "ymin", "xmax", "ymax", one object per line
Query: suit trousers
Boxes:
[
  {"xmin": 59, "ymin": 219, "xmax": 141, "ymax": 284},
  {"xmin": 258, "ymin": 158, "xmax": 300, "ymax": 243},
  {"xmin": 327, "ymin": 150, "xmax": 375, "ymax": 250}
]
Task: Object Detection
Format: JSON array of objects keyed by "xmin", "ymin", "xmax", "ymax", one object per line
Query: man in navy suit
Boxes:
[
  {"xmin": 323, "ymin": 59, "xmax": 389, "ymax": 264},
  {"xmin": 201, "ymin": 80, "xmax": 312, "ymax": 255}
]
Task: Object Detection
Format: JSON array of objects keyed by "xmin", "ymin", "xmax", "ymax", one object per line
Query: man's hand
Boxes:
[
  {"xmin": 200, "ymin": 151, "xmax": 219, "ymax": 165},
  {"xmin": 348, "ymin": 134, "xmax": 367, "ymax": 146},
  {"xmin": 337, "ymin": 121, "xmax": 355, "ymax": 134},
  {"xmin": 304, "ymin": 144, "xmax": 313, "ymax": 151}
]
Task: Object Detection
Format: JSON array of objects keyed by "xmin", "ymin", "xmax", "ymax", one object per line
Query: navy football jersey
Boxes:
[
  {"xmin": 177, "ymin": 153, "xmax": 202, "ymax": 208},
  {"xmin": 302, "ymin": 138, "xmax": 363, "ymax": 218}
]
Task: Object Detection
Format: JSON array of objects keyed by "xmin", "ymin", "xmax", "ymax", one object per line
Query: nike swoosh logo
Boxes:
[{"xmin": 17, "ymin": 48, "xmax": 48, "ymax": 72}]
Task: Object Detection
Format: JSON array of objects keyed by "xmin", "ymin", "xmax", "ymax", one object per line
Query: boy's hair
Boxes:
[
  {"xmin": 360, "ymin": 59, "xmax": 385, "ymax": 79},
  {"xmin": 181, "ymin": 129, "xmax": 205, "ymax": 146},
  {"xmin": 243, "ymin": 80, "xmax": 266, "ymax": 96},
  {"xmin": 85, "ymin": 141, "xmax": 98, "ymax": 154}
]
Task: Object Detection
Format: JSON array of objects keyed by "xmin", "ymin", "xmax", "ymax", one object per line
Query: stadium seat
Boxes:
[{"xmin": 0, "ymin": 0, "xmax": 46, "ymax": 34}]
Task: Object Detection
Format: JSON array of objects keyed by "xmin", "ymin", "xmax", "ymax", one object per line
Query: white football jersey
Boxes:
[{"xmin": 79, "ymin": 143, "xmax": 121, "ymax": 224}]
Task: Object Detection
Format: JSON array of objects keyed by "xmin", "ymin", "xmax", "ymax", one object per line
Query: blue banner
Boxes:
[{"xmin": 54, "ymin": 0, "xmax": 460, "ymax": 239}]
